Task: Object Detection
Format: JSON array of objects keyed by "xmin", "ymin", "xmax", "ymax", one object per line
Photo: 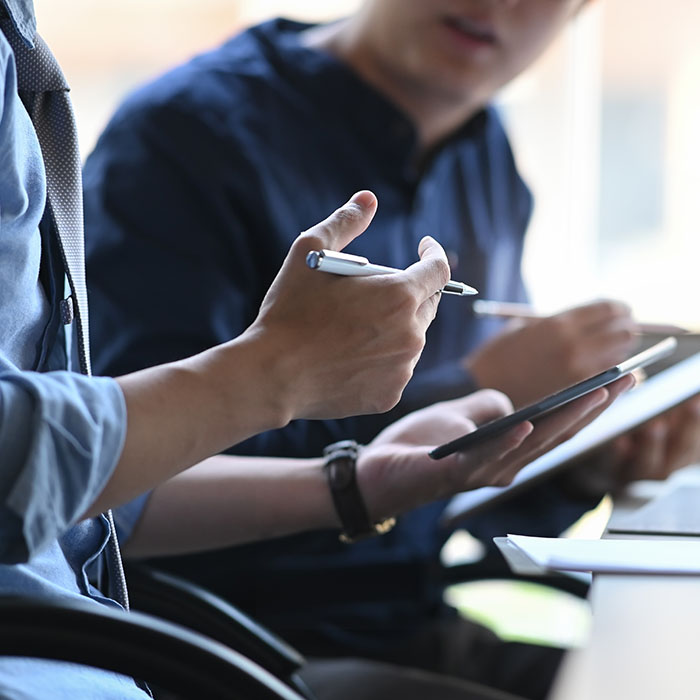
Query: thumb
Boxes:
[
  {"xmin": 456, "ymin": 389, "xmax": 514, "ymax": 427},
  {"xmin": 302, "ymin": 190, "xmax": 378, "ymax": 252}
]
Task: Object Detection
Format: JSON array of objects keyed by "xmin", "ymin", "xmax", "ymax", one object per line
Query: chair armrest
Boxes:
[
  {"xmin": 125, "ymin": 563, "xmax": 306, "ymax": 680},
  {"xmin": 0, "ymin": 596, "xmax": 303, "ymax": 700}
]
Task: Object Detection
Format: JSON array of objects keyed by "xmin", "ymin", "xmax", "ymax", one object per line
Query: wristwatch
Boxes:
[{"xmin": 322, "ymin": 440, "xmax": 396, "ymax": 544}]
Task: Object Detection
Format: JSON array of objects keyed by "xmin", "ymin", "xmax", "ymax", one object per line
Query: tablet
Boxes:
[
  {"xmin": 429, "ymin": 336, "xmax": 678, "ymax": 460},
  {"xmin": 441, "ymin": 340, "xmax": 700, "ymax": 524}
]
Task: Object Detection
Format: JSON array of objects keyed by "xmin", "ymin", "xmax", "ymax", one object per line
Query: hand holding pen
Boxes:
[
  {"xmin": 465, "ymin": 298, "xmax": 650, "ymax": 408},
  {"xmin": 306, "ymin": 249, "xmax": 478, "ymax": 297},
  {"xmin": 250, "ymin": 191, "xmax": 454, "ymax": 418}
]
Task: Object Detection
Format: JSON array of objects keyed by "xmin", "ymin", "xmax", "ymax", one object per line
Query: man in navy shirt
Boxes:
[{"xmin": 84, "ymin": 1, "xmax": 700, "ymax": 698}]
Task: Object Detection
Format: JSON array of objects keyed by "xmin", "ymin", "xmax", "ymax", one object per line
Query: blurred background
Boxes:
[
  {"xmin": 35, "ymin": 0, "xmax": 700, "ymax": 329},
  {"xmin": 33, "ymin": 0, "xmax": 700, "ymax": 647}
]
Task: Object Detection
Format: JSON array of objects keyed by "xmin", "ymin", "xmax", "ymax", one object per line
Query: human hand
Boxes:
[
  {"xmin": 605, "ymin": 395, "xmax": 700, "ymax": 487},
  {"xmin": 248, "ymin": 191, "xmax": 450, "ymax": 420},
  {"xmin": 465, "ymin": 299, "xmax": 638, "ymax": 408},
  {"xmin": 355, "ymin": 375, "xmax": 635, "ymax": 521}
]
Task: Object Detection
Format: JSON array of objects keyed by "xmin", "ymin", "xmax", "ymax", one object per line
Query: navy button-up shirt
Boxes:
[{"xmin": 84, "ymin": 18, "xmax": 589, "ymax": 648}]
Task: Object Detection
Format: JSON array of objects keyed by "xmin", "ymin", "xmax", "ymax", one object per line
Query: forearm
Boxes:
[
  {"xmin": 87, "ymin": 330, "xmax": 293, "ymax": 517},
  {"xmin": 233, "ymin": 361, "xmax": 480, "ymax": 459},
  {"xmin": 122, "ymin": 454, "xmax": 334, "ymax": 558},
  {"xmin": 125, "ymin": 376, "xmax": 631, "ymax": 558}
]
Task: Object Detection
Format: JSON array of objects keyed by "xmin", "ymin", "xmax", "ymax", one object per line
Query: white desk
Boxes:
[
  {"xmin": 550, "ymin": 471, "xmax": 700, "ymax": 700},
  {"xmin": 550, "ymin": 562, "xmax": 700, "ymax": 699}
]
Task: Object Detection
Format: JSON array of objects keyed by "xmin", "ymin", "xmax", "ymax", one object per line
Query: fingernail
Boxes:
[
  {"xmin": 590, "ymin": 389, "xmax": 608, "ymax": 408},
  {"xmin": 418, "ymin": 236, "xmax": 435, "ymax": 255},
  {"xmin": 348, "ymin": 190, "xmax": 376, "ymax": 209}
]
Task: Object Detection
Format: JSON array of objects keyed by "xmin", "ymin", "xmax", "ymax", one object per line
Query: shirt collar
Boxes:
[
  {"xmin": 267, "ymin": 19, "xmax": 489, "ymax": 184},
  {"xmin": 0, "ymin": 0, "xmax": 36, "ymax": 47}
]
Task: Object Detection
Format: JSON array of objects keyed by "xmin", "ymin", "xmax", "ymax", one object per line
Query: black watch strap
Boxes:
[{"xmin": 323, "ymin": 440, "xmax": 396, "ymax": 544}]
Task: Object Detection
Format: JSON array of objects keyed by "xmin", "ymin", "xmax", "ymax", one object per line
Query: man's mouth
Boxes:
[{"xmin": 443, "ymin": 16, "xmax": 498, "ymax": 47}]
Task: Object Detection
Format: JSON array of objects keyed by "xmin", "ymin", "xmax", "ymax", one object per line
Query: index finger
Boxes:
[
  {"xmin": 400, "ymin": 236, "xmax": 451, "ymax": 302},
  {"xmin": 529, "ymin": 373, "xmax": 636, "ymax": 449}
]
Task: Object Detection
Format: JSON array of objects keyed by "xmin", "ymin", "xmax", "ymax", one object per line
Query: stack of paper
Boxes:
[{"xmin": 497, "ymin": 534, "xmax": 700, "ymax": 575}]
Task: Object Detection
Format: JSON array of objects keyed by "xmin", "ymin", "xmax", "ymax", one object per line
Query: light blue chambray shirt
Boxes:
[{"xmin": 0, "ymin": 1, "xmax": 149, "ymax": 696}]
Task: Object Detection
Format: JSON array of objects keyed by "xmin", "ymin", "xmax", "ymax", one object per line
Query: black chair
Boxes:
[
  {"xmin": 117, "ymin": 557, "xmax": 585, "ymax": 700},
  {"xmin": 0, "ymin": 595, "xmax": 305, "ymax": 700},
  {"xmin": 124, "ymin": 562, "xmax": 315, "ymax": 699}
]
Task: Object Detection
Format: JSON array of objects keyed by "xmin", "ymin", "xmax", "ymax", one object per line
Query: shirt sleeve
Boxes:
[{"xmin": 0, "ymin": 368, "xmax": 127, "ymax": 563}]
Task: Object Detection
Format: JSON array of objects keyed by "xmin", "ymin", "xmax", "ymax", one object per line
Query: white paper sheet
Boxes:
[{"xmin": 504, "ymin": 534, "xmax": 700, "ymax": 574}]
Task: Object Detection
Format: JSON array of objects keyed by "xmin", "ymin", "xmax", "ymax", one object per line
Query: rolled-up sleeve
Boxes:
[{"xmin": 0, "ymin": 368, "xmax": 126, "ymax": 563}]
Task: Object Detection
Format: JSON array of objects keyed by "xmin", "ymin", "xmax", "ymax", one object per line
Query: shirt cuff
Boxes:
[{"xmin": 0, "ymin": 370, "xmax": 126, "ymax": 561}]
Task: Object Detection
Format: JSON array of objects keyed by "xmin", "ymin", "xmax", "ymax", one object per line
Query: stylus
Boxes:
[
  {"xmin": 306, "ymin": 249, "xmax": 478, "ymax": 296},
  {"xmin": 472, "ymin": 299, "xmax": 689, "ymax": 335}
]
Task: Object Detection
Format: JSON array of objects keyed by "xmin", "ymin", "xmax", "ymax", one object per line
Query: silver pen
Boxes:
[{"xmin": 306, "ymin": 249, "xmax": 478, "ymax": 296}]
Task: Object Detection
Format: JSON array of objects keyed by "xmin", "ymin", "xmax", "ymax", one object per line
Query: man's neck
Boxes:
[{"xmin": 302, "ymin": 20, "xmax": 481, "ymax": 156}]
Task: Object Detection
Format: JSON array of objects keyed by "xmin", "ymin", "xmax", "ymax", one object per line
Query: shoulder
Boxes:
[
  {"xmin": 106, "ymin": 18, "xmax": 309, "ymax": 136},
  {"xmin": 475, "ymin": 105, "xmax": 524, "ymax": 174},
  {"xmin": 467, "ymin": 104, "xmax": 533, "ymax": 221},
  {"xmin": 87, "ymin": 18, "xmax": 319, "ymax": 183},
  {"xmin": 478, "ymin": 104, "xmax": 513, "ymax": 146}
]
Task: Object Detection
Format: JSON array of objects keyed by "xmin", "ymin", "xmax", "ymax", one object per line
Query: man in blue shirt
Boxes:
[
  {"xmin": 0, "ymin": 1, "xmax": 633, "ymax": 697},
  {"xmin": 83, "ymin": 2, "xmax": 700, "ymax": 699}
]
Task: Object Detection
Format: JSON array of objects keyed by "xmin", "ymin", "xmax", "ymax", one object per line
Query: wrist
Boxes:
[
  {"xmin": 179, "ymin": 331, "xmax": 296, "ymax": 448},
  {"xmin": 323, "ymin": 440, "xmax": 396, "ymax": 543},
  {"xmin": 233, "ymin": 328, "xmax": 301, "ymax": 425}
]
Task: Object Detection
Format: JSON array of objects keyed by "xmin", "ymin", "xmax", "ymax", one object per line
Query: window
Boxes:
[{"xmin": 503, "ymin": 1, "xmax": 700, "ymax": 328}]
